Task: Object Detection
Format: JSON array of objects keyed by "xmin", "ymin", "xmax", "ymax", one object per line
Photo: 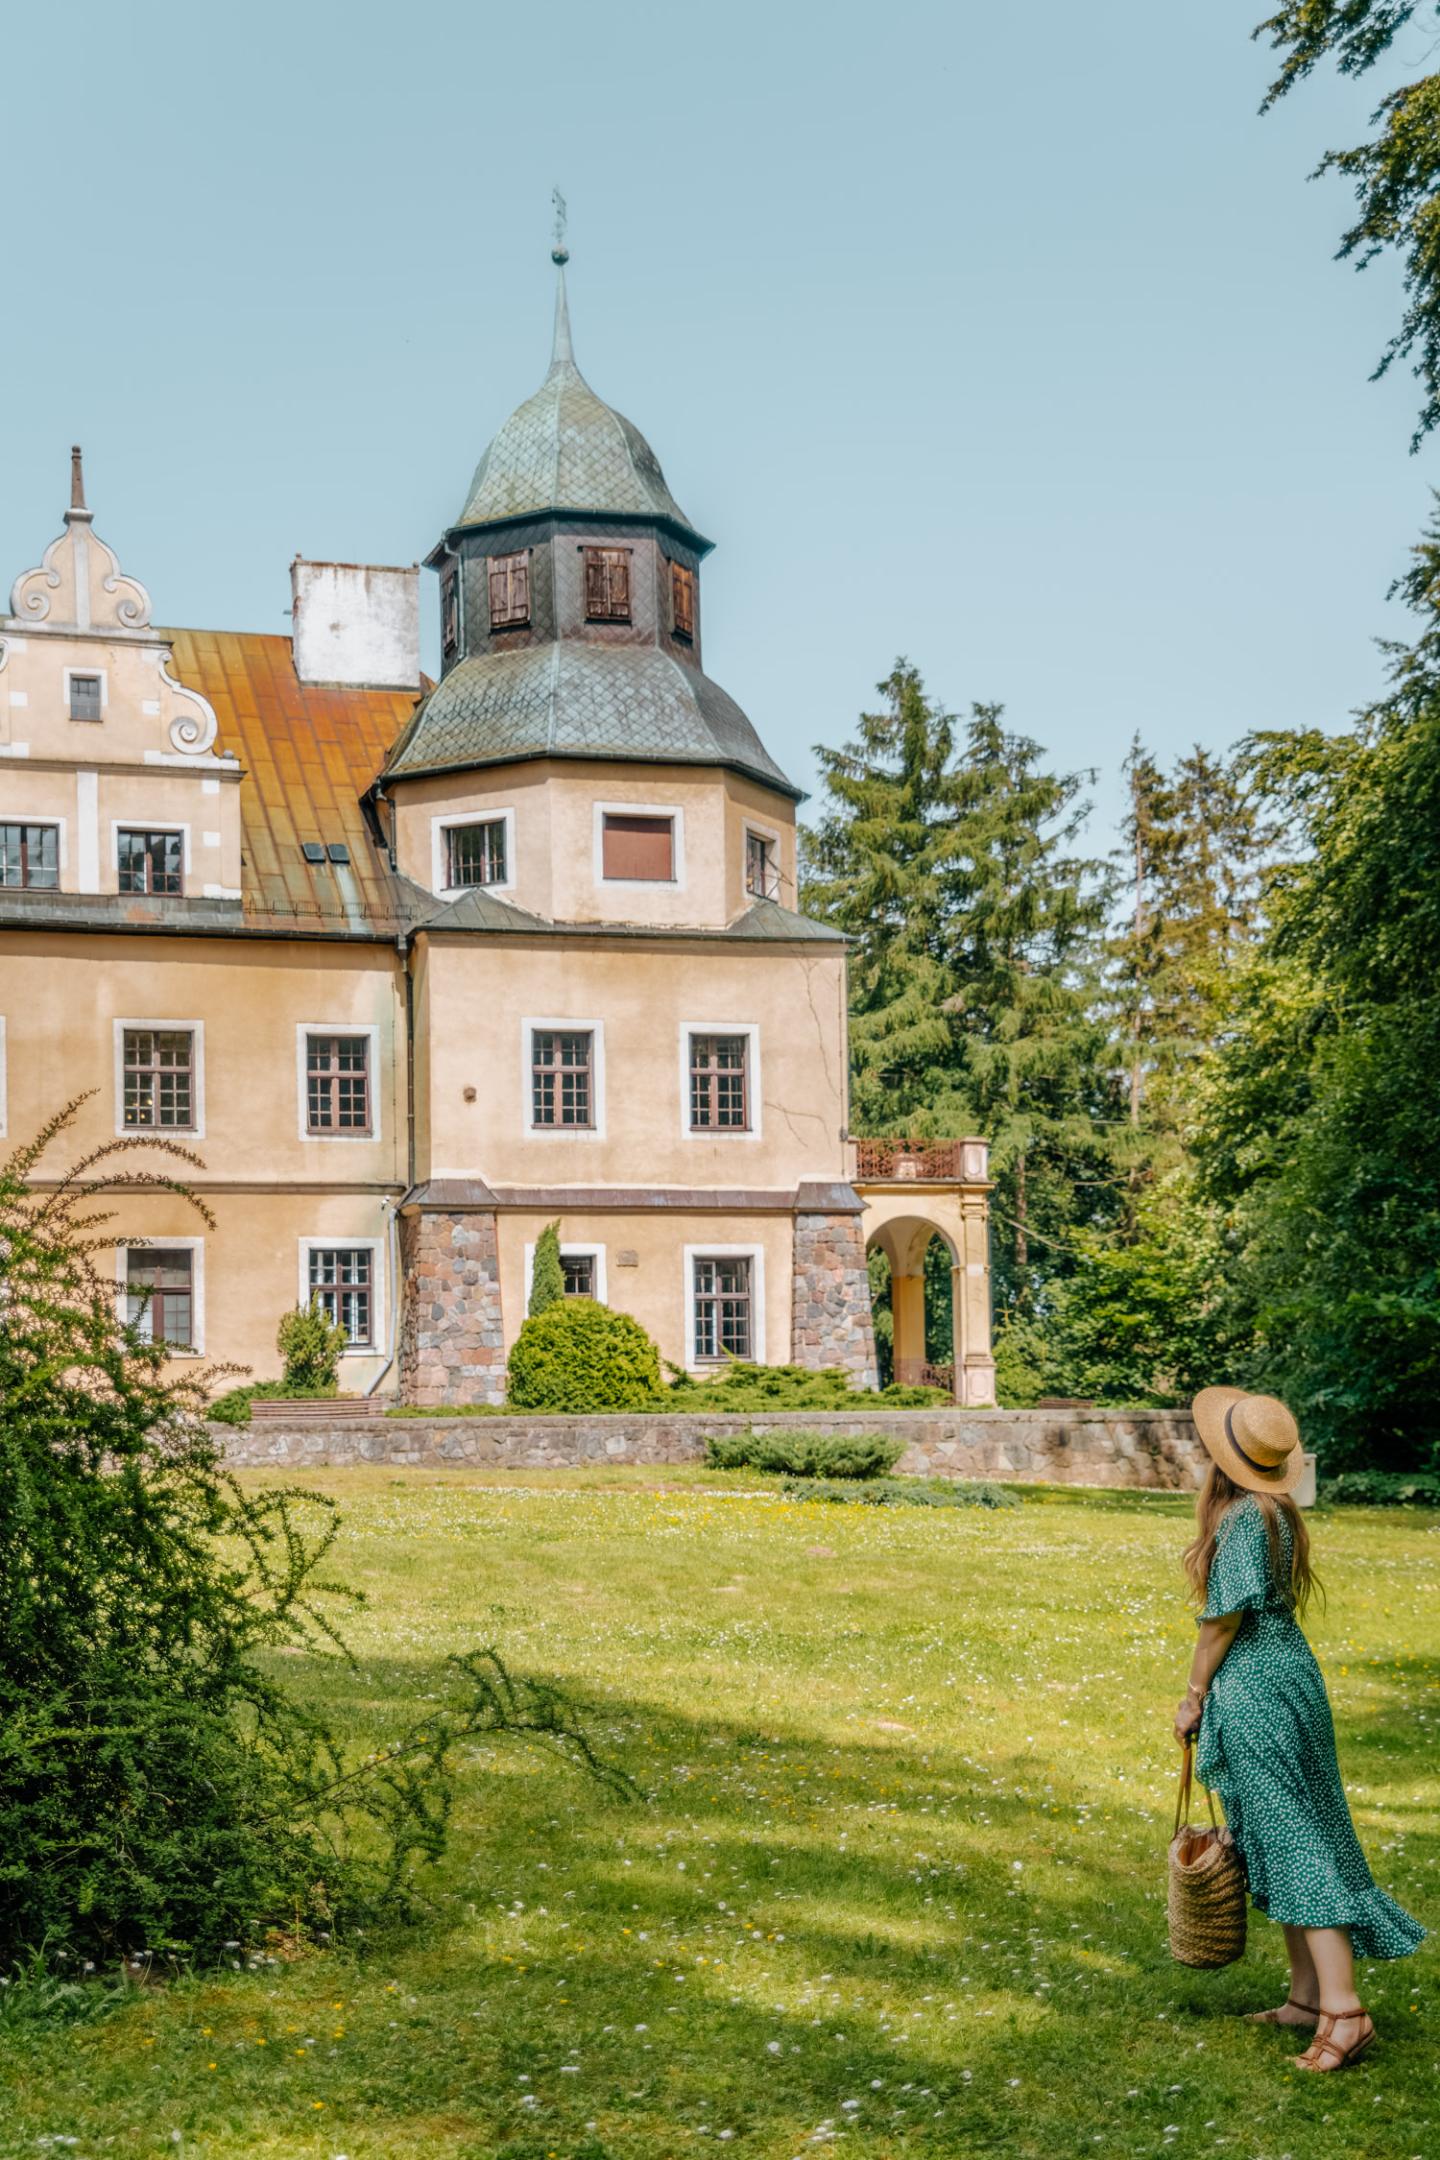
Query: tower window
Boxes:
[
  {"xmin": 583, "ymin": 547, "xmax": 630, "ymax": 623},
  {"xmin": 671, "ymin": 561, "xmax": 695, "ymax": 640},
  {"xmin": 446, "ymin": 818, "xmax": 508, "ymax": 889},
  {"xmin": 601, "ymin": 813, "xmax": 674, "ymax": 882},
  {"xmin": 745, "ymin": 829, "xmax": 779, "ymax": 900},
  {"xmin": 69, "ymin": 673, "xmax": 103, "ymax": 721},
  {"xmin": 441, "ymin": 564, "xmax": 460, "ymax": 658},
  {"xmin": 488, "ymin": 551, "xmax": 530, "ymax": 629}
]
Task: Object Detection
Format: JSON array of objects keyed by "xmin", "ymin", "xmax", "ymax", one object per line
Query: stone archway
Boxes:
[{"xmin": 854, "ymin": 1143, "xmax": 996, "ymax": 1405}]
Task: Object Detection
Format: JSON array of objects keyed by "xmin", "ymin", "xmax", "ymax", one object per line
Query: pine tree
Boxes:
[{"xmin": 529, "ymin": 1221, "xmax": 566, "ymax": 1316}]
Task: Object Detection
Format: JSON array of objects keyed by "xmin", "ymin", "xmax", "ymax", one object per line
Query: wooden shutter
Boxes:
[
  {"xmin": 671, "ymin": 562, "xmax": 695, "ymax": 638},
  {"xmin": 602, "ymin": 814, "xmax": 673, "ymax": 881},
  {"xmin": 489, "ymin": 551, "xmax": 530, "ymax": 628},
  {"xmin": 584, "ymin": 547, "xmax": 630, "ymax": 621}
]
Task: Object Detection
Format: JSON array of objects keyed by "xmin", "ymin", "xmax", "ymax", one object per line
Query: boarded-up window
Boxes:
[
  {"xmin": 671, "ymin": 561, "xmax": 695, "ymax": 639},
  {"xmin": 584, "ymin": 547, "xmax": 630, "ymax": 622},
  {"xmin": 117, "ymin": 828, "xmax": 183, "ymax": 896},
  {"xmin": 689, "ymin": 1034, "xmax": 750, "ymax": 1131},
  {"xmin": 693, "ymin": 1255, "xmax": 752, "ymax": 1361},
  {"xmin": 306, "ymin": 1034, "xmax": 372, "ymax": 1134},
  {"xmin": 123, "ymin": 1028, "xmax": 195, "ymax": 1130},
  {"xmin": 601, "ymin": 813, "xmax": 674, "ymax": 882},
  {"xmin": 0, "ymin": 822, "xmax": 60, "ymax": 889},
  {"xmin": 126, "ymin": 1247, "xmax": 195, "ymax": 1350},
  {"xmin": 531, "ymin": 1029, "xmax": 594, "ymax": 1128},
  {"xmin": 488, "ymin": 551, "xmax": 530, "ymax": 628},
  {"xmin": 309, "ymin": 1245, "xmax": 373, "ymax": 1345}
]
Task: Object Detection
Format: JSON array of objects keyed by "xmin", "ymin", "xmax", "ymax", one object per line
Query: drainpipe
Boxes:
[
  {"xmin": 363, "ymin": 1194, "xmax": 402, "ymax": 1398},
  {"xmin": 365, "ymin": 929, "xmax": 416, "ymax": 1399}
]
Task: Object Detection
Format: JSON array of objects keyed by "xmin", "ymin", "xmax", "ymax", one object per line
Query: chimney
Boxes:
[{"xmin": 291, "ymin": 558, "xmax": 421, "ymax": 690}]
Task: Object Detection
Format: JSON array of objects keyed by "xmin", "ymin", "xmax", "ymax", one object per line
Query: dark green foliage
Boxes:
[
  {"xmin": 1256, "ymin": 4, "xmax": 1440, "ymax": 448},
  {"xmin": 662, "ymin": 1360, "xmax": 950, "ymax": 1412},
  {"xmin": 780, "ymin": 1475, "xmax": 1019, "ymax": 1509},
  {"xmin": 0, "ymin": 1106, "xmax": 621, "ymax": 1965},
  {"xmin": 1324, "ymin": 1468, "xmax": 1440, "ymax": 1506},
  {"xmin": 703, "ymin": 1430, "xmax": 905, "ymax": 1479},
  {"xmin": 276, "ymin": 1299, "xmax": 347, "ymax": 1391},
  {"xmin": 528, "ymin": 1220, "xmax": 566, "ymax": 1317},
  {"xmin": 507, "ymin": 1299, "xmax": 663, "ymax": 1411}
]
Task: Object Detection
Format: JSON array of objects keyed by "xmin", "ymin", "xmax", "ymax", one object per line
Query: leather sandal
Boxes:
[
  {"xmin": 1294, "ymin": 2007, "xmax": 1375, "ymax": 2072},
  {"xmin": 1245, "ymin": 1995, "xmax": 1319, "ymax": 2026}
]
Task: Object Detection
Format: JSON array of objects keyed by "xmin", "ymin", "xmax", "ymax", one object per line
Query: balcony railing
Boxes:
[{"xmin": 853, "ymin": 1137, "xmax": 989, "ymax": 1183}]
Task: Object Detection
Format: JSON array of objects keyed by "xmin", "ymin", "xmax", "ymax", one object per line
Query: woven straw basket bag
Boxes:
[{"xmin": 1168, "ymin": 1742, "xmax": 1247, "ymax": 1968}]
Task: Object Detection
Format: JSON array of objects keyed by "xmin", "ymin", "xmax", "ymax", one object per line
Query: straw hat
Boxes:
[{"xmin": 1192, "ymin": 1386, "xmax": 1306, "ymax": 1496}]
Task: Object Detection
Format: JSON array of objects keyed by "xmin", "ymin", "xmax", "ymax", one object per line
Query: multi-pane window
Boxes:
[
  {"xmin": 583, "ymin": 547, "xmax": 630, "ymax": 622},
  {"xmin": 446, "ymin": 819, "xmax": 507, "ymax": 888},
  {"xmin": 745, "ymin": 829, "xmax": 779, "ymax": 901},
  {"xmin": 561, "ymin": 1253, "xmax": 596, "ymax": 1298},
  {"xmin": 69, "ymin": 674, "xmax": 102, "ymax": 721},
  {"xmin": 689, "ymin": 1034, "xmax": 750, "ymax": 1131},
  {"xmin": 306, "ymin": 1034, "xmax": 371, "ymax": 1134},
  {"xmin": 601, "ymin": 813, "xmax": 674, "ymax": 882},
  {"xmin": 117, "ymin": 828, "xmax": 183, "ymax": 896},
  {"xmin": 693, "ymin": 1255, "xmax": 753, "ymax": 1361},
  {"xmin": 126, "ymin": 1247, "xmax": 195, "ymax": 1350},
  {"xmin": 441, "ymin": 565, "xmax": 460, "ymax": 659},
  {"xmin": 0, "ymin": 822, "xmax": 60, "ymax": 890},
  {"xmin": 308, "ymin": 1246, "xmax": 373, "ymax": 1347},
  {"xmin": 488, "ymin": 550, "xmax": 530, "ymax": 629},
  {"xmin": 531, "ymin": 1029, "xmax": 594, "ymax": 1128},
  {"xmin": 671, "ymin": 561, "xmax": 695, "ymax": 640},
  {"xmin": 123, "ymin": 1028, "xmax": 195, "ymax": 1130}
]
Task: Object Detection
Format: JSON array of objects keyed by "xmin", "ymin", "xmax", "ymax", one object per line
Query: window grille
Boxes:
[
  {"xmin": 446, "ymin": 819, "xmax": 507, "ymax": 887},
  {"xmin": 693, "ymin": 1255, "xmax": 752, "ymax": 1361},
  {"xmin": 126, "ymin": 1247, "xmax": 194, "ymax": 1349},
  {"xmin": 488, "ymin": 551, "xmax": 530, "ymax": 628},
  {"xmin": 308, "ymin": 1246, "xmax": 373, "ymax": 1346},
  {"xmin": 0, "ymin": 822, "xmax": 59, "ymax": 889},
  {"xmin": 117, "ymin": 829, "xmax": 183, "ymax": 896},
  {"xmin": 689, "ymin": 1034, "xmax": 750, "ymax": 1130},
  {"xmin": 531, "ymin": 1029, "xmax": 594, "ymax": 1128},
  {"xmin": 306, "ymin": 1034, "xmax": 371, "ymax": 1133},
  {"xmin": 123, "ymin": 1028, "xmax": 195, "ymax": 1130}
]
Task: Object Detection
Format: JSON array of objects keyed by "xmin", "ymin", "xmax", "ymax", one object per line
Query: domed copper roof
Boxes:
[{"xmin": 454, "ymin": 272, "xmax": 704, "ymax": 543}]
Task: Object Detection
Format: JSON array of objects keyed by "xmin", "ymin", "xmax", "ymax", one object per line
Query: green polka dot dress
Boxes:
[{"xmin": 1195, "ymin": 1495, "xmax": 1425, "ymax": 1960}]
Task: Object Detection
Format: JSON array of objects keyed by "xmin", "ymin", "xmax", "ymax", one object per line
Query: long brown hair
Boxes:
[{"xmin": 1182, "ymin": 1462, "xmax": 1319, "ymax": 1617}]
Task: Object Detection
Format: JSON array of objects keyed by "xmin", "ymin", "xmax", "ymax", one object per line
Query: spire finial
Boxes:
[
  {"xmin": 551, "ymin": 185, "xmax": 568, "ymax": 266},
  {"xmin": 549, "ymin": 190, "xmax": 575, "ymax": 370},
  {"xmin": 69, "ymin": 444, "xmax": 86, "ymax": 513}
]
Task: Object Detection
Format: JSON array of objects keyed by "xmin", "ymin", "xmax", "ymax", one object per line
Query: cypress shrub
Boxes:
[{"xmin": 528, "ymin": 1221, "xmax": 567, "ymax": 1317}]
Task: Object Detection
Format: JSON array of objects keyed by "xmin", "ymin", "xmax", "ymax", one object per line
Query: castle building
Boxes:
[{"xmin": 0, "ymin": 264, "xmax": 995, "ymax": 1406}]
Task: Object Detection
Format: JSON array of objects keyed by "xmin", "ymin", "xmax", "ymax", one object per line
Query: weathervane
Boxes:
[{"xmin": 551, "ymin": 187, "xmax": 569, "ymax": 265}]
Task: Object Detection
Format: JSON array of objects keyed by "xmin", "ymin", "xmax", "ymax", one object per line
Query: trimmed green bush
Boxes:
[
  {"xmin": 782, "ymin": 1474, "xmax": 1019, "ymax": 1509},
  {"xmin": 704, "ymin": 1429, "xmax": 905, "ymax": 1479},
  {"xmin": 507, "ymin": 1299, "xmax": 663, "ymax": 1412},
  {"xmin": 664, "ymin": 1360, "xmax": 951, "ymax": 1412},
  {"xmin": 276, "ymin": 1299, "xmax": 348, "ymax": 1390},
  {"xmin": 528, "ymin": 1221, "xmax": 566, "ymax": 1317}
]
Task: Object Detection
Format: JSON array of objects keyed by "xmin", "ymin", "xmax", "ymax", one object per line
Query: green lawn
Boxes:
[{"xmin": 3, "ymin": 1469, "xmax": 1435, "ymax": 2160}]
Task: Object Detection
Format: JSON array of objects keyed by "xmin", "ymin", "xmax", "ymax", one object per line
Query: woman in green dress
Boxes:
[{"xmin": 1172, "ymin": 1388, "xmax": 1425, "ymax": 2073}]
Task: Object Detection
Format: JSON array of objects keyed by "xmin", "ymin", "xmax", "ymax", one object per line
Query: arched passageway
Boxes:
[{"xmin": 854, "ymin": 1141, "xmax": 996, "ymax": 1405}]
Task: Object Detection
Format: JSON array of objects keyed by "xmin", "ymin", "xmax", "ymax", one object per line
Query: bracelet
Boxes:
[{"xmin": 1185, "ymin": 1683, "xmax": 1206, "ymax": 1704}]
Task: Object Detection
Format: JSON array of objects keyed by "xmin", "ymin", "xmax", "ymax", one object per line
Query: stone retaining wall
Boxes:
[{"xmin": 216, "ymin": 1404, "xmax": 1206, "ymax": 1491}]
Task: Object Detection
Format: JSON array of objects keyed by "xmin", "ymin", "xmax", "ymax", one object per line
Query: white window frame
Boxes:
[
  {"xmin": 742, "ymin": 817, "xmax": 783, "ymax": 902},
  {"xmin": 111, "ymin": 820, "xmax": 191, "ymax": 891},
  {"xmin": 431, "ymin": 807, "xmax": 516, "ymax": 898},
  {"xmin": 522, "ymin": 1016, "xmax": 606, "ymax": 1139},
  {"xmin": 297, "ymin": 1236, "xmax": 385, "ymax": 1355},
  {"xmin": 0, "ymin": 813, "xmax": 67, "ymax": 882},
  {"xmin": 113, "ymin": 1018, "xmax": 205, "ymax": 1139},
  {"xmin": 684, "ymin": 1243, "xmax": 766, "ymax": 1369},
  {"xmin": 678, "ymin": 1020, "xmax": 762, "ymax": 1141},
  {"xmin": 522, "ymin": 1239, "xmax": 609, "ymax": 1306},
  {"xmin": 115, "ymin": 1235, "xmax": 206, "ymax": 1356},
  {"xmin": 63, "ymin": 665, "xmax": 108, "ymax": 721},
  {"xmin": 295, "ymin": 1022, "xmax": 382, "ymax": 1144},
  {"xmin": 593, "ymin": 800, "xmax": 686, "ymax": 889}
]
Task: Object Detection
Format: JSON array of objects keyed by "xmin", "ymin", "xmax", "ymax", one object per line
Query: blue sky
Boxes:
[{"xmin": 1, "ymin": 0, "xmax": 1431, "ymax": 843}]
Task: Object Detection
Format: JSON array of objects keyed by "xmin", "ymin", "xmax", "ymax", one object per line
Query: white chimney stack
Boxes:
[{"xmin": 291, "ymin": 558, "xmax": 421, "ymax": 690}]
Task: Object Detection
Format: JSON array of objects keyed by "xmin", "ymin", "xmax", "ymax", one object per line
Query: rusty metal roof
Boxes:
[{"xmin": 164, "ymin": 628, "xmax": 432, "ymax": 938}]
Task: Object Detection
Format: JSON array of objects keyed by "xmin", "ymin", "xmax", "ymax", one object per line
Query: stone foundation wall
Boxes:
[
  {"xmin": 218, "ymin": 1404, "xmax": 1206, "ymax": 1491},
  {"xmin": 397, "ymin": 1209, "xmax": 506, "ymax": 1407},
  {"xmin": 791, "ymin": 1211, "xmax": 879, "ymax": 1387}
]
